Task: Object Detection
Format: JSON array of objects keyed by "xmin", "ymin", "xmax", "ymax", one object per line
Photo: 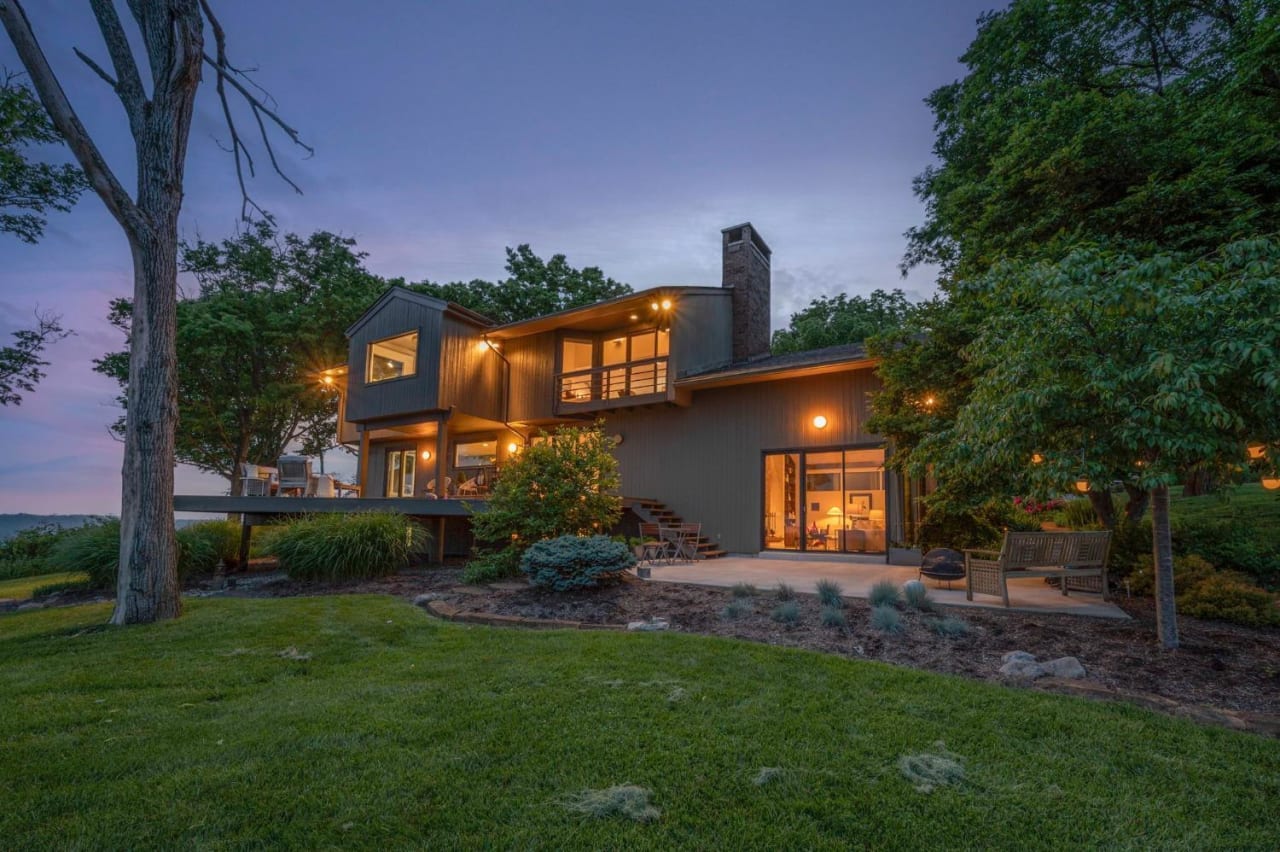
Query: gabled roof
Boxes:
[
  {"xmin": 676, "ymin": 342, "xmax": 875, "ymax": 389},
  {"xmin": 344, "ymin": 286, "xmax": 495, "ymax": 338},
  {"xmin": 485, "ymin": 285, "xmax": 729, "ymax": 339}
]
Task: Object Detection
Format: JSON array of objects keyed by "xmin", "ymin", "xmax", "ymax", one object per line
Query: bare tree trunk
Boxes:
[
  {"xmin": 115, "ymin": 234, "xmax": 181, "ymax": 623},
  {"xmin": 1150, "ymin": 484, "xmax": 1178, "ymax": 649}
]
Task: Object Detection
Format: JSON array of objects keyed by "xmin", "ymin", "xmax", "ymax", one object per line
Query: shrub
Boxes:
[
  {"xmin": 731, "ymin": 582, "xmax": 758, "ymax": 599},
  {"xmin": 870, "ymin": 604, "xmax": 903, "ymax": 634},
  {"xmin": 721, "ymin": 599, "xmax": 751, "ymax": 621},
  {"xmin": 1172, "ymin": 516, "xmax": 1278, "ymax": 587},
  {"xmin": 820, "ymin": 605, "xmax": 847, "ymax": 629},
  {"xmin": 462, "ymin": 549, "xmax": 521, "ymax": 584},
  {"xmin": 266, "ymin": 513, "xmax": 427, "ymax": 581},
  {"xmin": 1179, "ymin": 575, "xmax": 1280, "ymax": 628},
  {"xmin": 929, "ymin": 616, "xmax": 970, "ymax": 638},
  {"xmin": 771, "ymin": 600, "xmax": 801, "ymax": 625},
  {"xmin": 47, "ymin": 519, "xmax": 121, "ymax": 589},
  {"xmin": 774, "ymin": 582, "xmax": 796, "ymax": 601},
  {"xmin": 1128, "ymin": 554, "xmax": 1219, "ymax": 598},
  {"xmin": 0, "ymin": 522, "xmax": 74, "ymax": 578},
  {"xmin": 919, "ymin": 497, "xmax": 1042, "ymax": 551},
  {"xmin": 868, "ymin": 580, "xmax": 901, "ymax": 608},
  {"xmin": 816, "ymin": 579, "xmax": 843, "ymax": 608},
  {"xmin": 903, "ymin": 582, "xmax": 933, "ymax": 611},
  {"xmin": 1055, "ymin": 497, "xmax": 1101, "ymax": 530},
  {"xmin": 520, "ymin": 535, "xmax": 635, "ymax": 591},
  {"xmin": 180, "ymin": 520, "xmax": 243, "ymax": 567},
  {"xmin": 32, "ymin": 578, "xmax": 93, "ymax": 598}
]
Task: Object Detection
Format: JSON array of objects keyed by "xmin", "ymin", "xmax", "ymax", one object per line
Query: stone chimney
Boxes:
[{"xmin": 721, "ymin": 222, "xmax": 771, "ymax": 361}]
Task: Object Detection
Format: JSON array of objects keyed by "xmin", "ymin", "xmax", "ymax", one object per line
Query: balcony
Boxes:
[{"xmin": 555, "ymin": 356, "xmax": 670, "ymax": 414}]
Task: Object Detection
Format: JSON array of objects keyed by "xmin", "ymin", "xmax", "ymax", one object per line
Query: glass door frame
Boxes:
[{"xmin": 760, "ymin": 442, "xmax": 888, "ymax": 554}]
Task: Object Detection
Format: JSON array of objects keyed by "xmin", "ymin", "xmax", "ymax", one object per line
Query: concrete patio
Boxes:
[{"xmin": 643, "ymin": 554, "xmax": 1129, "ymax": 619}]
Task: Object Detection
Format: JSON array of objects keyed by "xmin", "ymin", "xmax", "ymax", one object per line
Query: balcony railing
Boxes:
[{"xmin": 555, "ymin": 356, "xmax": 670, "ymax": 410}]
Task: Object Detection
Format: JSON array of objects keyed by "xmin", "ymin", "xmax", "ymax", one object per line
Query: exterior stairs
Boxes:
[{"xmin": 624, "ymin": 497, "xmax": 727, "ymax": 559}]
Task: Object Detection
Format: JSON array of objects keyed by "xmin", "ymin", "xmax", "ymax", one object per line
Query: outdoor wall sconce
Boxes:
[
  {"xmin": 1262, "ymin": 475, "xmax": 1280, "ymax": 491},
  {"xmin": 611, "ymin": 433, "xmax": 624, "ymax": 446},
  {"xmin": 420, "ymin": 450, "xmax": 432, "ymax": 461},
  {"xmin": 812, "ymin": 415, "xmax": 828, "ymax": 429},
  {"xmin": 507, "ymin": 442, "xmax": 519, "ymax": 454}
]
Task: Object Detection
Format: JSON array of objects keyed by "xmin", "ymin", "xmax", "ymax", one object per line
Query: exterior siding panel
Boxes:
[
  {"xmin": 670, "ymin": 291, "xmax": 733, "ymax": 378},
  {"xmin": 506, "ymin": 331, "xmax": 557, "ymax": 423},
  {"xmin": 345, "ymin": 299, "xmax": 442, "ymax": 422},
  {"xmin": 437, "ymin": 316, "xmax": 503, "ymax": 421},
  {"xmin": 604, "ymin": 368, "xmax": 882, "ymax": 554}
]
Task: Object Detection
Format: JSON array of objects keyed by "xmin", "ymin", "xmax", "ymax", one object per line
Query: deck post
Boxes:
[
  {"xmin": 434, "ymin": 415, "xmax": 449, "ymax": 497},
  {"xmin": 357, "ymin": 428, "xmax": 371, "ymax": 496},
  {"xmin": 238, "ymin": 519, "xmax": 252, "ymax": 570},
  {"xmin": 435, "ymin": 517, "xmax": 446, "ymax": 564}
]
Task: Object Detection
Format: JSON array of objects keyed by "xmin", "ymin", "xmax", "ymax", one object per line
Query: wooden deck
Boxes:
[{"xmin": 174, "ymin": 495, "xmax": 485, "ymax": 519}]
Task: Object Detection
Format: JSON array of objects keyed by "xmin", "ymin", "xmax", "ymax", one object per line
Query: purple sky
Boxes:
[{"xmin": 0, "ymin": 0, "xmax": 993, "ymax": 515}]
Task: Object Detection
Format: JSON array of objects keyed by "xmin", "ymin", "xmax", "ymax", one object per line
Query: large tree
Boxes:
[
  {"xmin": 95, "ymin": 221, "xmax": 384, "ymax": 495},
  {"xmin": 908, "ymin": 238, "xmax": 1280, "ymax": 648},
  {"xmin": 1, "ymin": 70, "xmax": 85, "ymax": 241},
  {"xmin": 0, "ymin": 1, "xmax": 305, "ymax": 624},
  {"xmin": 771, "ymin": 289, "xmax": 915, "ymax": 355},
  {"xmin": 409, "ymin": 244, "xmax": 630, "ymax": 324}
]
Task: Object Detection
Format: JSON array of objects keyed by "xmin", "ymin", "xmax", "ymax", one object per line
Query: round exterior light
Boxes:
[
  {"xmin": 420, "ymin": 450, "xmax": 432, "ymax": 461},
  {"xmin": 321, "ymin": 375, "xmax": 334, "ymax": 385},
  {"xmin": 1262, "ymin": 475, "xmax": 1280, "ymax": 491},
  {"xmin": 660, "ymin": 298, "xmax": 673, "ymax": 310},
  {"xmin": 812, "ymin": 415, "xmax": 828, "ymax": 429},
  {"xmin": 507, "ymin": 442, "xmax": 519, "ymax": 454},
  {"xmin": 650, "ymin": 301, "xmax": 660, "ymax": 311},
  {"xmin": 1074, "ymin": 478, "xmax": 1090, "ymax": 494}
]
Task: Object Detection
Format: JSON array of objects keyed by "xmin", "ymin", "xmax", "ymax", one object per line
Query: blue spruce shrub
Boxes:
[{"xmin": 520, "ymin": 534, "xmax": 637, "ymax": 591}]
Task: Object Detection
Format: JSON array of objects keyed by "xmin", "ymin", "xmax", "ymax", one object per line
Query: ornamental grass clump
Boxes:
[
  {"xmin": 871, "ymin": 604, "xmax": 903, "ymax": 634},
  {"xmin": 731, "ymin": 582, "xmax": 757, "ymax": 599},
  {"xmin": 774, "ymin": 582, "xmax": 796, "ymax": 601},
  {"xmin": 520, "ymin": 535, "xmax": 635, "ymax": 591},
  {"xmin": 903, "ymin": 582, "xmax": 933, "ymax": 612},
  {"xmin": 563, "ymin": 785, "xmax": 660, "ymax": 823},
  {"xmin": 816, "ymin": 578, "xmax": 843, "ymax": 608},
  {"xmin": 47, "ymin": 519, "xmax": 121, "ymax": 589},
  {"xmin": 868, "ymin": 580, "xmax": 901, "ymax": 608},
  {"xmin": 266, "ymin": 512, "xmax": 427, "ymax": 581},
  {"xmin": 771, "ymin": 600, "xmax": 801, "ymax": 626},
  {"xmin": 929, "ymin": 616, "xmax": 970, "ymax": 638},
  {"xmin": 820, "ymin": 605, "xmax": 847, "ymax": 629},
  {"xmin": 720, "ymin": 598, "xmax": 751, "ymax": 621}
]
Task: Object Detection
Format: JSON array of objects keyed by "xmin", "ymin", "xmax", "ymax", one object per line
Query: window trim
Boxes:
[{"xmin": 365, "ymin": 330, "xmax": 420, "ymax": 385}]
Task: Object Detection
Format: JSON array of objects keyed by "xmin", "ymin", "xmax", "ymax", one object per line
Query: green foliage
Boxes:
[
  {"xmin": 1172, "ymin": 516, "xmax": 1279, "ymax": 588},
  {"xmin": 94, "ymin": 219, "xmax": 387, "ymax": 484},
  {"xmin": 771, "ymin": 290, "xmax": 915, "ymax": 355},
  {"xmin": 1056, "ymin": 498, "xmax": 1101, "ymax": 531},
  {"xmin": 929, "ymin": 617, "xmax": 970, "ymax": 638},
  {"xmin": 461, "ymin": 550, "xmax": 521, "ymax": 585},
  {"xmin": 519, "ymin": 535, "xmax": 635, "ymax": 592},
  {"xmin": 1128, "ymin": 554, "xmax": 1219, "ymax": 598},
  {"xmin": 868, "ymin": 581, "xmax": 901, "ymax": 609},
  {"xmin": 265, "ymin": 513, "xmax": 427, "ymax": 582},
  {"xmin": 870, "ymin": 605, "xmax": 903, "ymax": 634},
  {"xmin": 1179, "ymin": 574, "xmax": 1280, "ymax": 628},
  {"xmin": 903, "ymin": 583, "xmax": 933, "ymax": 612},
  {"xmin": 730, "ymin": 582, "xmax": 757, "ymax": 599},
  {"xmin": 177, "ymin": 521, "xmax": 244, "ymax": 571},
  {"xmin": 773, "ymin": 582, "xmax": 796, "ymax": 601},
  {"xmin": 816, "ymin": 579, "xmax": 844, "ymax": 608},
  {"xmin": 471, "ymin": 423, "xmax": 623, "ymax": 573},
  {"xmin": 820, "ymin": 605, "xmax": 847, "ymax": 629},
  {"xmin": 408, "ymin": 244, "xmax": 631, "ymax": 325},
  {"xmin": 31, "ymin": 577, "xmax": 92, "ymax": 598},
  {"xmin": 720, "ymin": 598, "xmax": 751, "ymax": 621},
  {"xmin": 47, "ymin": 519, "xmax": 121, "ymax": 589},
  {"xmin": 0, "ymin": 312, "xmax": 71, "ymax": 407},
  {"xmin": 0, "ymin": 72, "xmax": 86, "ymax": 243},
  {"xmin": 770, "ymin": 600, "xmax": 801, "ymax": 626},
  {"xmin": 0, "ymin": 521, "xmax": 74, "ymax": 578}
]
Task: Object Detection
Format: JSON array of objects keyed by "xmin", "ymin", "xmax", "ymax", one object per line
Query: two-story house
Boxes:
[{"xmin": 323, "ymin": 223, "xmax": 921, "ymax": 560}]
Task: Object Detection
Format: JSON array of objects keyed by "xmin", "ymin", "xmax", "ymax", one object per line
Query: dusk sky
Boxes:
[{"xmin": 0, "ymin": 0, "xmax": 994, "ymax": 515}]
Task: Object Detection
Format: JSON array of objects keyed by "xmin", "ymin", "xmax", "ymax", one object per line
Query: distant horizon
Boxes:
[{"xmin": 0, "ymin": 0, "xmax": 994, "ymax": 514}]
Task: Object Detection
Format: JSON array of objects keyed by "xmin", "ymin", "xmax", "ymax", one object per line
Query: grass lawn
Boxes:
[
  {"xmin": 1171, "ymin": 481, "xmax": 1280, "ymax": 532},
  {"xmin": 0, "ymin": 571, "xmax": 88, "ymax": 601},
  {"xmin": 2, "ymin": 597, "xmax": 1278, "ymax": 849}
]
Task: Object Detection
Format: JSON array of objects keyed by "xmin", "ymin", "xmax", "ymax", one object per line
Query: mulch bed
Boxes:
[{"xmin": 215, "ymin": 564, "xmax": 1280, "ymax": 717}]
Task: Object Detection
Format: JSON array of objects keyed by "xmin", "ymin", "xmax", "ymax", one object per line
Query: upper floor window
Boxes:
[{"xmin": 367, "ymin": 332, "xmax": 418, "ymax": 383}]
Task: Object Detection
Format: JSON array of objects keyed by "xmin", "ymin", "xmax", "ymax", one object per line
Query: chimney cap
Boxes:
[{"xmin": 721, "ymin": 222, "xmax": 771, "ymax": 258}]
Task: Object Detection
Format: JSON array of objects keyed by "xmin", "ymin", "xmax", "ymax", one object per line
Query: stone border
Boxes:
[
  {"xmin": 422, "ymin": 599, "xmax": 625, "ymax": 631},
  {"xmin": 1034, "ymin": 677, "xmax": 1280, "ymax": 738}
]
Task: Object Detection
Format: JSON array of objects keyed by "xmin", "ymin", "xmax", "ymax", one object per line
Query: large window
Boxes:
[
  {"xmin": 455, "ymin": 440, "xmax": 498, "ymax": 468},
  {"xmin": 367, "ymin": 332, "xmax": 418, "ymax": 383},
  {"xmin": 557, "ymin": 328, "xmax": 670, "ymax": 403},
  {"xmin": 763, "ymin": 447, "xmax": 886, "ymax": 553}
]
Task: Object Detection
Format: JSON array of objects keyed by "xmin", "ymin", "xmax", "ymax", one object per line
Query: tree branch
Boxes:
[
  {"xmin": 0, "ymin": 0, "xmax": 145, "ymax": 238},
  {"xmin": 87, "ymin": 0, "xmax": 146, "ymax": 126},
  {"xmin": 72, "ymin": 47, "xmax": 118, "ymax": 88}
]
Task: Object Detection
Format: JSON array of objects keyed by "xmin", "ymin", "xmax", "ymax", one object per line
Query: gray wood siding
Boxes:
[
  {"xmin": 604, "ymin": 367, "xmax": 882, "ymax": 554},
  {"xmin": 437, "ymin": 316, "xmax": 504, "ymax": 421},
  {"xmin": 505, "ymin": 331, "xmax": 557, "ymax": 423},
  {"xmin": 345, "ymin": 300, "xmax": 442, "ymax": 422},
  {"xmin": 670, "ymin": 291, "xmax": 734, "ymax": 378}
]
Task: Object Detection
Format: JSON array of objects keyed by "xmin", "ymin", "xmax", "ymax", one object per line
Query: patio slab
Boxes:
[{"xmin": 644, "ymin": 555, "xmax": 1129, "ymax": 619}]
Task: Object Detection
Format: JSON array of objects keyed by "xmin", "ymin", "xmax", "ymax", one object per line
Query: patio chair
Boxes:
[
  {"xmin": 307, "ymin": 473, "xmax": 335, "ymax": 498},
  {"xmin": 674, "ymin": 523, "xmax": 703, "ymax": 561},
  {"xmin": 277, "ymin": 455, "xmax": 312, "ymax": 496},
  {"xmin": 638, "ymin": 523, "xmax": 671, "ymax": 564},
  {"xmin": 239, "ymin": 463, "xmax": 275, "ymax": 496},
  {"xmin": 426, "ymin": 477, "xmax": 453, "ymax": 497}
]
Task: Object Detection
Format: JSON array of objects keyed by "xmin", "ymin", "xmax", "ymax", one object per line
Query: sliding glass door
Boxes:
[{"xmin": 762, "ymin": 446, "xmax": 886, "ymax": 554}]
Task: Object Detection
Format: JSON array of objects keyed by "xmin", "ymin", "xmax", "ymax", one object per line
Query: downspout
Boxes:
[{"xmin": 483, "ymin": 334, "xmax": 528, "ymax": 447}]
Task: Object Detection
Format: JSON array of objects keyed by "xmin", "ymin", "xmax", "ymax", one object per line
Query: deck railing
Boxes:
[{"xmin": 555, "ymin": 356, "xmax": 669, "ymax": 408}]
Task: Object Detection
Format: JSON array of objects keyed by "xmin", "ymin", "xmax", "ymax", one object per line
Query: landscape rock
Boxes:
[
  {"xmin": 1042, "ymin": 656, "xmax": 1086, "ymax": 679},
  {"xmin": 413, "ymin": 592, "xmax": 446, "ymax": 606},
  {"xmin": 16, "ymin": 602, "xmax": 43, "ymax": 612},
  {"xmin": 999, "ymin": 658, "xmax": 1047, "ymax": 680},
  {"xmin": 627, "ymin": 618, "xmax": 669, "ymax": 632},
  {"xmin": 1001, "ymin": 650, "xmax": 1037, "ymax": 665}
]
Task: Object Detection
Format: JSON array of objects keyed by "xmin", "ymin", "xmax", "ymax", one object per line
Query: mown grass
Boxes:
[
  {"xmin": 1171, "ymin": 482, "xmax": 1280, "ymax": 533},
  {"xmin": 0, "ymin": 571, "xmax": 88, "ymax": 601},
  {"xmin": 1, "ymin": 597, "xmax": 1278, "ymax": 849}
]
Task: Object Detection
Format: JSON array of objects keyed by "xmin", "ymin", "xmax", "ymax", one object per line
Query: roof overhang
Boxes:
[
  {"xmin": 675, "ymin": 356, "xmax": 879, "ymax": 390},
  {"xmin": 485, "ymin": 286, "xmax": 727, "ymax": 339}
]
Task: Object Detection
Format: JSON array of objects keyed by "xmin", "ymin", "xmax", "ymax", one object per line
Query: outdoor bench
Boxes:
[{"xmin": 965, "ymin": 530, "xmax": 1112, "ymax": 607}]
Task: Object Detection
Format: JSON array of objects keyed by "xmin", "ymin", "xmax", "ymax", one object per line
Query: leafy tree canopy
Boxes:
[
  {"xmin": 0, "ymin": 70, "xmax": 86, "ymax": 243},
  {"xmin": 408, "ymin": 244, "xmax": 631, "ymax": 324},
  {"xmin": 94, "ymin": 219, "xmax": 385, "ymax": 487},
  {"xmin": 0, "ymin": 310, "xmax": 69, "ymax": 406},
  {"xmin": 904, "ymin": 0, "xmax": 1280, "ymax": 281},
  {"xmin": 771, "ymin": 289, "xmax": 916, "ymax": 355}
]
